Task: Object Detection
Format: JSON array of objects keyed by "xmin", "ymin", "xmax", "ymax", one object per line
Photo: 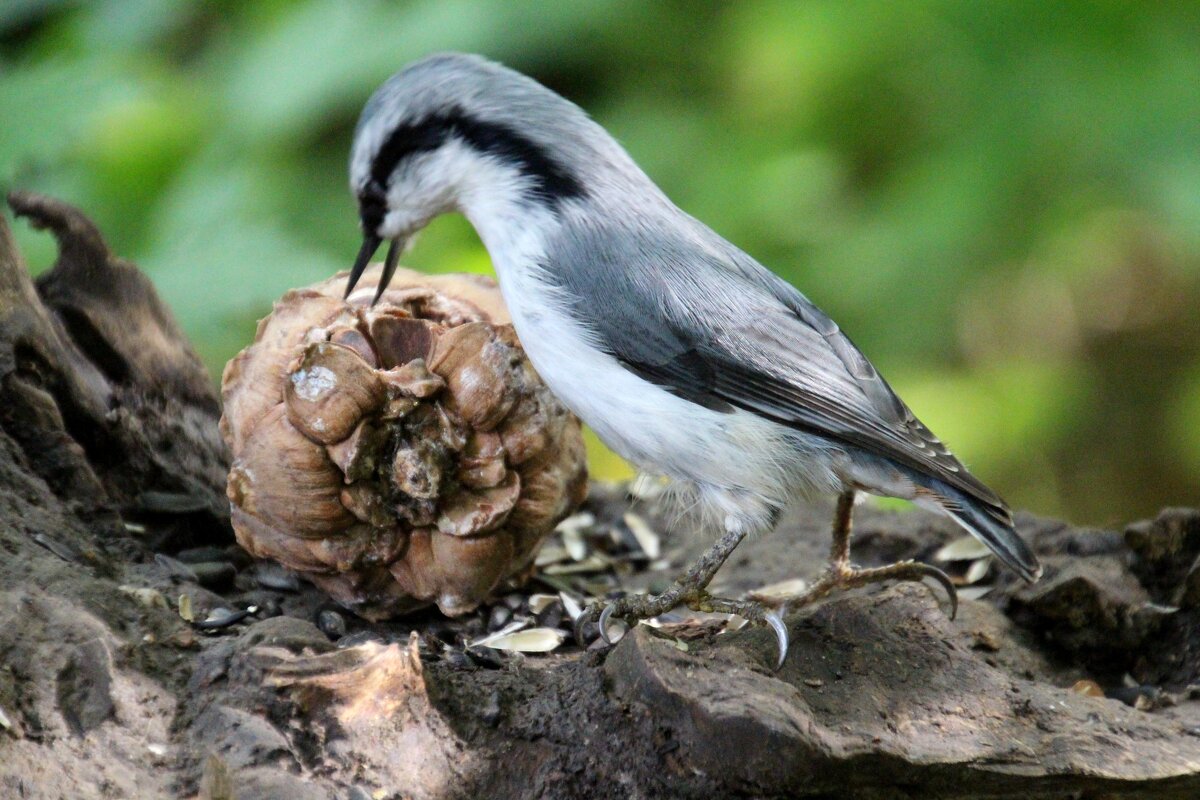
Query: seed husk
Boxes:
[
  {"xmin": 748, "ymin": 577, "xmax": 808, "ymax": 603},
  {"xmin": 622, "ymin": 512, "xmax": 661, "ymax": 559},
  {"xmin": 473, "ymin": 627, "xmax": 566, "ymax": 653},
  {"xmin": 934, "ymin": 536, "xmax": 992, "ymax": 562},
  {"xmin": 543, "ymin": 554, "xmax": 609, "ymax": 575},
  {"xmin": 527, "ymin": 593, "xmax": 559, "ymax": 614},
  {"xmin": 177, "ymin": 593, "xmax": 195, "ymax": 622},
  {"xmin": 561, "ymin": 525, "xmax": 587, "ymax": 561},
  {"xmin": 963, "ymin": 557, "xmax": 992, "ymax": 585},
  {"xmin": 559, "ymin": 592, "xmax": 584, "ymax": 621}
]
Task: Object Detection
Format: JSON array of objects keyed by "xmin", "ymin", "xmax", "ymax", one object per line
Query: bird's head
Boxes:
[{"xmin": 345, "ymin": 52, "xmax": 596, "ymax": 302}]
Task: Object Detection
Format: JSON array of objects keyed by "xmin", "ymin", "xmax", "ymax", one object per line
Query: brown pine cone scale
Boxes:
[{"xmin": 220, "ymin": 265, "xmax": 587, "ymax": 619}]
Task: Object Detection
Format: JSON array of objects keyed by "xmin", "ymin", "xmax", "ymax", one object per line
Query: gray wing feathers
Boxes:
[{"xmin": 550, "ymin": 216, "xmax": 1008, "ymax": 515}]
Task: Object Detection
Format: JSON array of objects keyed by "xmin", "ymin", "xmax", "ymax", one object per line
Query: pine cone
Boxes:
[{"xmin": 220, "ymin": 265, "xmax": 587, "ymax": 619}]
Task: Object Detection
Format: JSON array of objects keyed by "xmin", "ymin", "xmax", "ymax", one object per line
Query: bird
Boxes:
[{"xmin": 344, "ymin": 52, "xmax": 1041, "ymax": 667}]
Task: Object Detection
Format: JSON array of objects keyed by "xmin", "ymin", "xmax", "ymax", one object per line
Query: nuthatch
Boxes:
[{"xmin": 345, "ymin": 53, "xmax": 1041, "ymax": 666}]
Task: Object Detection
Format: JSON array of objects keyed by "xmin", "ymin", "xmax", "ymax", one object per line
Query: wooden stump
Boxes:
[{"xmin": 0, "ymin": 194, "xmax": 1198, "ymax": 800}]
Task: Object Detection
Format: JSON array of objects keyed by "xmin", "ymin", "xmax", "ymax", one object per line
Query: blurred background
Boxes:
[{"xmin": 1, "ymin": 0, "xmax": 1197, "ymax": 528}]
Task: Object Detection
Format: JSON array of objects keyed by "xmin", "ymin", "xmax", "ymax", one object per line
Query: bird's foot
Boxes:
[
  {"xmin": 573, "ymin": 581, "xmax": 698, "ymax": 645},
  {"xmin": 753, "ymin": 559, "xmax": 958, "ymax": 620},
  {"xmin": 574, "ymin": 585, "xmax": 790, "ymax": 669}
]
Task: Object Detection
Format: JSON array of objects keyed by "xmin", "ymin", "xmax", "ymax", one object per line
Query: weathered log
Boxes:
[
  {"xmin": 1, "ymin": 195, "xmax": 1199, "ymax": 800},
  {"xmin": 0, "ymin": 191, "xmax": 230, "ymax": 546},
  {"xmin": 0, "ymin": 193, "xmax": 228, "ymax": 798}
]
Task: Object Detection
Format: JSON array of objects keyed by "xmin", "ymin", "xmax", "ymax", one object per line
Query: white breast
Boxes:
[
  {"xmin": 460, "ymin": 185, "xmax": 844, "ymax": 531},
  {"xmin": 488, "ymin": 221, "xmax": 829, "ymax": 484}
]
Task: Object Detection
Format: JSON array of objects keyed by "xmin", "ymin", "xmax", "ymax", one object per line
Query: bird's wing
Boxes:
[{"xmin": 547, "ymin": 219, "xmax": 1008, "ymax": 517}]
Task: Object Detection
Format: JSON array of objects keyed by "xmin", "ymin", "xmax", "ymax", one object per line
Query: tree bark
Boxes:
[{"xmin": 0, "ymin": 194, "xmax": 1198, "ymax": 800}]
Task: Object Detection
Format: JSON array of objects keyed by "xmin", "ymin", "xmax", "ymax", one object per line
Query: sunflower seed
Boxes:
[
  {"xmin": 191, "ymin": 561, "xmax": 236, "ymax": 591},
  {"xmin": 934, "ymin": 536, "xmax": 992, "ymax": 562},
  {"xmin": 537, "ymin": 603, "xmax": 564, "ymax": 630},
  {"xmin": 555, "ymin": 511, "xmax": 595, "ymax": 534},
  {"xmin": 559, "ymin": 592, "xmax": 584, "ymax": 621},
  {"xmin": 317, "ymin": 609, "xmax": 348, "ymax": 639},
  {"xmin": 444, "ymin": 648, "xmax": 475, "ymax": 669},
  {"xmin": 33, "ymin": 533, "xmax": 78, "ymax": 563},
  {"xmin": 469, "ymin": 619, "xmax": 530, "ymax": 649},
  {"xmin": 194, "ymin": 607, "xmax": 252, "ymax": 630},
  {"xmin": 748, "ymin": 577, "xmax": 808, "ymax": 602},
  {"xmin": 544, "ymin": 554, "xmax": 609, "ymax": 575},
  {"xmin": 622, "ymin": 513, "xmax": 661, "ymax": 559},
  {"xmin": 535, "ymin": 544, "xmax": 570, "ymax": 567},
  {"xmin": 135, "ymin": 490, "xmax": 208, "ymax": 514},
  {"xmin": 561, "ymin": 525, "xmax": 588, "ymax": 561},
  {"xmin": 464, "ymin": 646, "xmax": 504, "ymax": 669},
  {"xmin": 964, "ymin": 557, "xmax": 992, "ymax": 584},
  {"xmin": 177, "ymin": 593, "xmax": 195, "ymax": 622},
  {"xmin": 957, "ymin": 586, "xmax": 993, "ymax": 601},
  {"xmin": 527, "ymin": 593, "xmax": 559, "ymax": 614},
  {"xmin": 154, "ymin": 553, "xmax": 197, "ymax": 582},
  {"xmin": 254, "ymin": 562, "xmax": 301, "ymax": 592},
  {"xmin": 474, "ymin": 627, "xmax": 566, "ymax": 653},
  {"xmin": 175, "ymin": 546, "xmax": 231, "ymax": 564}
]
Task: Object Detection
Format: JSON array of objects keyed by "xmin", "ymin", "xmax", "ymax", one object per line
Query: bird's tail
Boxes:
[{"xmin": 919, "ymin": 477, "xmax": 1042, "ymax": 583}]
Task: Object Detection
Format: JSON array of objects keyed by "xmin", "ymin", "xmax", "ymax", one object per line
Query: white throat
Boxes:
[{"xmin": 450, "ymin": 155, "xmax": 560, "ymax": 275}]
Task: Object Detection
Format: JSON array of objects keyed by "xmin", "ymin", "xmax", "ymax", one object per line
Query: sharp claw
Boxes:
[
  {"xmin": 572, "ymin": 607, "xmax": 594, "ymax": 647},
  {"xmin": 916, "ymin": 563, "xmax": 958, "ymax": 620},
  {"xmin": 764, "ymin": 610, "xmax": 789, "ymax": 670},
  {"xmin": 598, "ymin": 603, "xmax": 616, "ymax": 645},
  {"xmin": 939, "ymin": 574, "xmax": 959, "ymax": 621}
]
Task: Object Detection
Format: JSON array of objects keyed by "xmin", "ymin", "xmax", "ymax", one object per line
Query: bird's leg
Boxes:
[
  {"xmin": 587, "ymin": 524, "xmax": 747, "ymax": 626},
  {"xmin": 575, "ymin": 521, "xmax": 791, "ymax": 666},
  {"xmin": 753, "ymin": 490, "xmax": 958, "ymax": 618}
]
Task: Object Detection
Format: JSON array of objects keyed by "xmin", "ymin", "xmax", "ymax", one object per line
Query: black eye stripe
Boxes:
[
  {"xmin": 362, "ymin": 106, "xmax": 586, "ymax": 222},
  {"xmin": 358, "ymin": 181, "xmax": 387, "ymax": 232}
]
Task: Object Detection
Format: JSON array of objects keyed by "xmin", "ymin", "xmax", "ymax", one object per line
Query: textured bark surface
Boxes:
[{"xmin": 1, "ymin": 195, "xmax": 1199, "ymax": 800}]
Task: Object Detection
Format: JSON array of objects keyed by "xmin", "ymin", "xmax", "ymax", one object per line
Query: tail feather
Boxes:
[{"xmin": 922, "ymin": 480, "xmax": 1042, "ymax": 583}]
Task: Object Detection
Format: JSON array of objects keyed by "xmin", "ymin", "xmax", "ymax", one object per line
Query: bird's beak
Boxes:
[
  {"xmin": 344, "ymin": 232, "xmax": 382, "ymax": 299},
  {"xmin": 345, "ymin": 234, "xmax": 405, "ymax": 307},
  {"xmin": 372, "ymin": 238, "xmax": 402, "ymax": 307}
]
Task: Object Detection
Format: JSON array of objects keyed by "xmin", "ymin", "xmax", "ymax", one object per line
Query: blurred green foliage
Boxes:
[{"xmin": 2, "ymin": 0, "xmax": 1197, "ymax": 526}]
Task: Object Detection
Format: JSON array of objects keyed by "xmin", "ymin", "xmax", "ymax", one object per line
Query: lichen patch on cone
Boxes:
[{"xmin": 220, "ymin": 265, "xmax": 587, "ymax": 620}]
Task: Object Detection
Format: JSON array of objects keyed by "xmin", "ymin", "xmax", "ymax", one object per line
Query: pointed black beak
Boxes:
[
  {"xmin": 345, "ymin": 232, "xmax": 382, "ymax": 299},
  {"xmin": 372, "ymin": 238, "xmax": 402, "ymax": 307}
]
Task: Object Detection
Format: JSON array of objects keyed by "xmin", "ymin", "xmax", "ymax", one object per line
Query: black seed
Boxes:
[
  {"xmin": 190, "ymin": 561, "xmax": 236, "ymax": 591},
  {"xmin": 317, "ymin": 609, "xmax": 348, "ymax": 639}
]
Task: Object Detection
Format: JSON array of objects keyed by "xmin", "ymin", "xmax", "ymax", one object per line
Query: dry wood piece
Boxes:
[
  {"xmin": 0, "ymin": 192, "xmax": 229, "ymax": 541},
  {"xmin": 221, "ymin": 264, "xmax": 587, "ymax": 619},
  {"xmin": 4, "ymin": 193, "xmax": 1199, "ymax": 800}
]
